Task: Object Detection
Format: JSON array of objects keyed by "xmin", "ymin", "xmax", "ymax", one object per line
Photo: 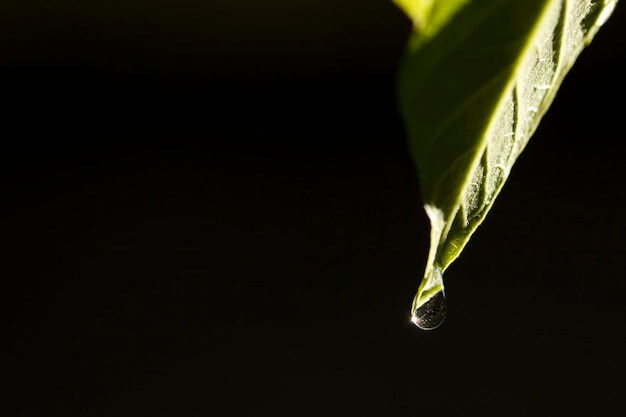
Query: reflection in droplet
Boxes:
[
  {"xmin": 411, "ymin": 290, "xmax": 447, "ymax": 330},
  {"xmin": 411, "ymin": 266, "xmax": 447, "ymax": 330}
]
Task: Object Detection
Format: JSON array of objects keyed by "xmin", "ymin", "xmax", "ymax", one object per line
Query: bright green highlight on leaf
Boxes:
[
  {"xmin": 394, "ymin": 0, "xmax": 618, "ymax": 328},
  {"xmin": 392, "ymin": 0, "xmax": 470, "ymax": 34}
]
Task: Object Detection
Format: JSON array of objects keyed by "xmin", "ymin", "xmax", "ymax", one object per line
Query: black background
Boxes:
[{"xmin": 4, "ymin": 1, "xmax": 625, "ymax": 416}]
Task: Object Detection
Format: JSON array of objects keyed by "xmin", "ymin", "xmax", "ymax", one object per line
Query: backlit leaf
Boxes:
[{"xmin": 393, "ymin": 0, "xmax": 618, "ymax": 328}]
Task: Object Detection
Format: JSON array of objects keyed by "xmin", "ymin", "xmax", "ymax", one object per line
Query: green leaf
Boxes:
[
  {"xmin": 394, "ymin": 0, "xmax": 618, "ymax": 328},
  {"xmin": 392, "ymin": 0, "xmax": 471, "ymax": 34}
]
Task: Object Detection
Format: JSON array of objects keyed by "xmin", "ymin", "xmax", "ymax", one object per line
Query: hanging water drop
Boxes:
[
  {"xmin": 411, "ymin": 290, "xmax": 447, "ymax": 330},
  {"xmin": 411, "ymin": 266, "xmax": 447, "ymax": 330}
]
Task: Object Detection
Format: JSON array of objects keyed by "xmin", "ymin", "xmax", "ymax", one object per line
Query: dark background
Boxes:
[{"xmin": 3, "ymin": 1, "xmax": 625, "ymax": 416}]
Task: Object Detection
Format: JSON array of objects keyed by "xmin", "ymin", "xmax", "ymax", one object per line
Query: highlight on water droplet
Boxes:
[{"xmin": 410, "ymin": 266, "xmax": 447, "ymax": 330}]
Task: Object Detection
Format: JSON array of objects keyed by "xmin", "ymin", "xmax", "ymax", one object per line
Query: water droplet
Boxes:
[
  {"xmin": 411, "ymin": 290, "xmax": 447, "ymax": 330},
  {"xmin": 411, "ymin": 266, "xmax": 447, "ymax": 330}
]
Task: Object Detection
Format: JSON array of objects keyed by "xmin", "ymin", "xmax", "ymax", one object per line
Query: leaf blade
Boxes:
[{"xmin": 395, "ymin": 0, "xmax": 618, "ymax": 322}]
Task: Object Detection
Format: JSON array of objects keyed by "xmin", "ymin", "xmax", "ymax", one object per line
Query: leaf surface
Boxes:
[{"xmin": 393, "ymin": 0, "xmax": 618, "ymax": 327}]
